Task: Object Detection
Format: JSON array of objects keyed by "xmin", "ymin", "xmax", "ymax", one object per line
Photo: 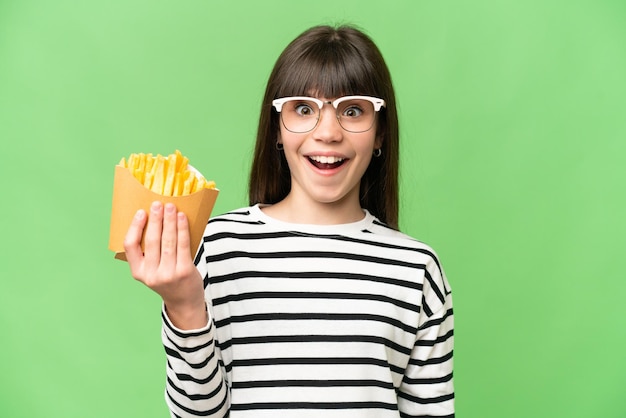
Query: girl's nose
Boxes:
[{"xmin": 313, "ymin": 104, "xmax": 343, "ymax": 142}]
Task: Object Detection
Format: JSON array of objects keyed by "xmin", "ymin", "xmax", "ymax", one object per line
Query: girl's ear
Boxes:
[
  {"xmin": 374, "ymin": 133, "xmax": 384, "ymax": 150},
  {"xmin": 275, "ymin": 131, "xmax": 282, "ymax": 148},
  {"xmin": 276, "ymin": 132, "xmax": 283, "ymax": 150}
]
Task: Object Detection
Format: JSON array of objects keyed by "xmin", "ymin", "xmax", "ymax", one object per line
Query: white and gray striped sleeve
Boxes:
[
  {"xmin": 398, "ymin": 252, "xmax": 455, "ymax": 417},
  {"xmin": 161, "ymin": 242, "xmax": 230, "ymax": 417}
]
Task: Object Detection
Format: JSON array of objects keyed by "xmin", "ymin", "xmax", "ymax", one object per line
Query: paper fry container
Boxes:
[{"xmin": 108, "ymin": 165, "xmax": 219, "ymax": 261}]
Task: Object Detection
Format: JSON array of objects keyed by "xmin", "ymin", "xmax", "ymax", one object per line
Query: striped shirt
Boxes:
[{"xmin": 162, "ymin": 204, "xmax": 454, "ymax": 417}]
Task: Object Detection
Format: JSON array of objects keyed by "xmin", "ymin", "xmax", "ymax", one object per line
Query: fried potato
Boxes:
[{"xmin": 117, "ymin": 150, "xmax": 216, "ymax": 196}]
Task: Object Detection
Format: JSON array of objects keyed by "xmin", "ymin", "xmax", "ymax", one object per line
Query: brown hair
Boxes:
[{"xmin": 248, "ymin": 25, "xmax": 400, "ymax": 229}]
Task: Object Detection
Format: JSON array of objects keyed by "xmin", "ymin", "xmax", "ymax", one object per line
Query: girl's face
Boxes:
[{"xmin": 277, "ymin": 96, "xmax": 382, "ymax": 216}]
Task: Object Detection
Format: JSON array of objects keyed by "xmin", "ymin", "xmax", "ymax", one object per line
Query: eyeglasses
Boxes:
[{"xmin": 272, "ymin": 95, "xmax": 385, "ymax": 133}]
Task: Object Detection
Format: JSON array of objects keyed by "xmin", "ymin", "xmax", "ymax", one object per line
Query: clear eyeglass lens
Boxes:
[{"xmin": 280, "ymin": 98, "xmax": 376, "ymax": 133}]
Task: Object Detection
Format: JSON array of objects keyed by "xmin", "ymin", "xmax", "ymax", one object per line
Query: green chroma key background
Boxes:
[{"xmin": 1, "ymin": 1, "xmax": 624, "ymax": 416}]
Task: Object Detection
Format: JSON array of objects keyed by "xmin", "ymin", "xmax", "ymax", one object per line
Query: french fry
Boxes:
[
  {"xmin": 183, "ymin": 172, "xmax": 196, "ymax": 195},
  {"xmin": 151, "ymin": 155, "xmax": 166, "ymax": 195},
  {"xmin": 174, "ymin": 172, "xmax": 183, "ymax": 196},
  {"xmin": 163, "ymin": 153, "xmax": 177, "ymax": 196},
  {"xmin": 137, "ymin": 153, "xmax": 146, "ymax": 182},
  {"xmin": 176, "ymin": 152, "xmax": 188, "ymax": 173},
  {"xmin": 117, "ymin": 150, "xmax": 216, "ymax": 197},
  {"xmin": 144, "ymin": 171, "xmax": 154, "ymax": 190},
  {"xmin": 145, "ymin": 153, "xmax": 154, "ymax": 173},
  {"xmin": 195, "ymin": 176, "xmax": 206, "ymax": 193}
]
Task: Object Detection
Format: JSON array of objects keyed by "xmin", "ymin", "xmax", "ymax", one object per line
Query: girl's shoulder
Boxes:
[
  {"xmin": 364, "ymin": 219, "xmax": 443, "ymax": 267},
  {"xmin": 202, "ymin": 205, "xmax": 265, "ymax": 234},
  {"xmin": 364, "ymin": 215, "xmax": 436, "ymax": 251},
  {"xmin": 208, "ymin": 205, "xmax": 262, "ymax": 223}
]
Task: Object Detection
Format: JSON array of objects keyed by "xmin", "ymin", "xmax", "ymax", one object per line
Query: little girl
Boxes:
[{"xmin": 124, "ymin": 24, "xmax": 454, "ymax": 418}]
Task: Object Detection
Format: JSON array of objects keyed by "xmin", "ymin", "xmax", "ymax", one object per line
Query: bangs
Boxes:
[{"xmin": 274, "ymin": 40, "xmax": 380, "ymax": 99}]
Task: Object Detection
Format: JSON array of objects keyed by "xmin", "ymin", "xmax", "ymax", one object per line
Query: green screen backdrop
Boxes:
[{"xmin": 1, "ymin": 1, "xmax": 625, "ymax": 417}]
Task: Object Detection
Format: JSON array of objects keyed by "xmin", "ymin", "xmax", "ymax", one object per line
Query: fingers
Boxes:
[
  {"xmin": 159, "ymin": 203, "xmax": 178, "ymax": 271},
  {"xmin": 124, "ymin": 208, "xmax": 148, "ymax": 267},
  {"xmin": 176, "ymin": 211, "xmax": 192, "ymax": 268},
  {"xmin": 124, "ymin": 201, "xmax": 194, "ymax": 291},
  {"xmin": 140, "ymin": 201, "xmax": 164, "ymax": 269}
]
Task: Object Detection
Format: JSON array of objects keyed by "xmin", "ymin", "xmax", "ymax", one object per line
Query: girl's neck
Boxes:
[{"xmin": 261, "ymin": 193, "xmax": 365, "ymax": 225}]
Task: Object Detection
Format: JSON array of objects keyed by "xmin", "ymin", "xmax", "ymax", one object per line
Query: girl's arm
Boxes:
[
  {"xmin": 124, "ymin": 201, "xmax": 229, "ymax": 417},
  {"xmin": 162, "ymin": 304, "xmax": 229, "ymax": 417},
  {"xmin": 398, "ymin": 258, "xmax": 455, "ymax": 417}
]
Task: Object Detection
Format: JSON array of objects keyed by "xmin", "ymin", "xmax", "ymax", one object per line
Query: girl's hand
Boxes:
[{"xmin": 124, "ymin": 201, "xmax": 207, "ymax": 330}]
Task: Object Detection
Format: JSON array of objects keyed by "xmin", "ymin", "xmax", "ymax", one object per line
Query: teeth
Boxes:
[{"xmin": 310, "ymin": 155, "xmax": 344, "ymax": 164}]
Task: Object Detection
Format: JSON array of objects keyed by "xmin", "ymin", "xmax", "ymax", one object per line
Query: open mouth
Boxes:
[{"xmin": 308, "ymin": 155, "xmax": 347, "ymax": 170}]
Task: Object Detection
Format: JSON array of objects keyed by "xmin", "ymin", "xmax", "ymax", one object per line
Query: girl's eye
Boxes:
[
  {"xmin": 342, "ymin": 106, "xmax": 363, "ymax": 118},
  {"xmin": 295, "ymin": 104, "xmax": 315, "ymax": 116}
]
